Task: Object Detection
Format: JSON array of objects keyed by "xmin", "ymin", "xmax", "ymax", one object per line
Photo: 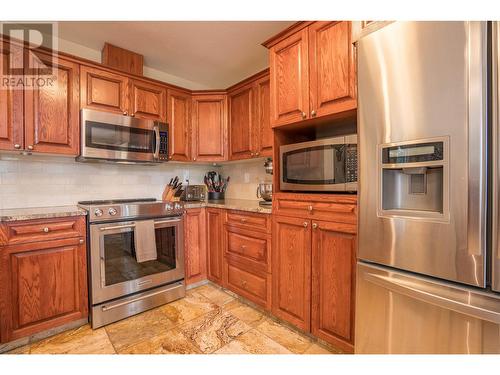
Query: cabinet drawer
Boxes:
[
  {"xmin": 225, "ymin": 210, "xmax": 270, "ymax": 233},
  {"xmin": 0, "ymin": 217, "xmax": 86, "ymax": 246},
  {"xmin": 274, "ymin": 194, "xmax": 357, "ymax": 224},
  {"xmin": 225, "ymin": 227, "xmax": 270, "ymax": 271},
  {"xmin": 225, "ymin": 259, "xmax": 270, "ymax": 309}
]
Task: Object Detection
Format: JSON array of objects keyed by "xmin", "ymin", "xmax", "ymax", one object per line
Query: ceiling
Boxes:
[{"xmin": 58, "ymin": 21, "xmax": 294, "ymax": 89}]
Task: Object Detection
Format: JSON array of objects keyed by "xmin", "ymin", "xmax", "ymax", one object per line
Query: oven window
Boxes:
[
  {"xmin": 85, "ymin": 121, "xmax": 154, "ymax": 153},
  {"xmin": 283, "ymin": 145, "xmax": 346, "ymax": 184},
  {"xmin": 102, "ymin": 227, "xmax": 176, "ymax": 286}
]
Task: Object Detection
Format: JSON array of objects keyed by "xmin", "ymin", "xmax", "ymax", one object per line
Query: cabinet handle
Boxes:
[
  {"xmin": 14, "ymin": 144, "xmax": 21, "ymax": 149},
  {"xmin": 241, "ymin": 280, "xmax": 247, "ymax": 287},
  {"xmin": 255, "ymin": 152, "xmax": 260, "ymax": 156},
  {"xmin": 303, "ymin": 222, "xmax": 308, "ymax": 228},
  {"xmin": 312, "ymin": 223, "xmax": 318, "ymax": 229},
  {"xmin": 240, "ymin": 245, "xmax": 247, "ymax": 251},
  {"xmin": 43, "ymin": 227, "xmax": 50, "ymax": 233},
  {"xmin": 130, "ymin": 113, "xmax": 135, "ymax": 117},
  {"xmin": 301, "ymin": 112, "xmax": 307, "ymax": 119},
  {"xmin": 27, "ymin": 145, "xmax": 34, "ymax": 150},
  {"xmin": 308, "ymin": 205, "xmax": 313, "ymax": 212},
  {"xmin": 79, "ymin": 239, "xmax": 84, "ymax": 244},
  {"xmin": 311, "ymin": 110, "xmax": 317, "ymax": 117},
  {"xmin": 240, "ymin": 218, "xmax": 247, "ymax": 223},
  {"xmin": 193, "ymin": 157, "xmax": 197, "ymax": 161},
  {"xmin": 251, "ymin": 152, "xmax": 255, "ymax": 156},
  {"xmin": 123, "ymin": 111, "xmax": 128, "ymax": 116}
]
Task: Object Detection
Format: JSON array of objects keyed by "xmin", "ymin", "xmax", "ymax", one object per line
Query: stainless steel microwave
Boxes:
[
  {"xmin": 78, "ymin": 109, "xmax": 168, "ymax": 163},
  {"xmin": 280, "ymin": 135, "xmax": 357, "ymax": 192}
]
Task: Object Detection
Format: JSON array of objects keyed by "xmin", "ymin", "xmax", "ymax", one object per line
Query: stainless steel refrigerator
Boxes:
[{"xmin": 356, "ymin": 21, "xmax": 500, "ymax": 354}]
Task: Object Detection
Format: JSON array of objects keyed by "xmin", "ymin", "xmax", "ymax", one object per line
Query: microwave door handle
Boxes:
[{"xmin": 153, "ymin": 123, "xmax": 160, "ymax": 161}]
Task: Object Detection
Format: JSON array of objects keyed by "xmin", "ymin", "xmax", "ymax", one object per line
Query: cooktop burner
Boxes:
[{"xmin": 77, "ymin": 198, "xmax": 156, "ymax": 205}]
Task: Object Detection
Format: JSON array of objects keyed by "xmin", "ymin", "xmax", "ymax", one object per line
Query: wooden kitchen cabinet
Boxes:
[
  {"xmin": 0, "ymin": 41, "xmax": 23, "ymax": 151},
  {"xmin": 0, "ymin": 216, "xmax": 88, "ymax": 344},
  {"xmin": 184, "ymin": 208, "xmax": 207, "ymax": 285},
  {"xmin": 80, "ymin": 65, "xmax": 128, "ymax": 114},
  {"xmin": 228, "ymin": 83, "xmax": 254, "ymax": 160},
  {"xmin": 255, "ymin": 75, "xmax": 272, "ymax": 157},
  {"xmin": 206, "ymin": 208, "xmax": 224, "ymax": 284},
  {"xmin": 271, "ymin": 215, "xmax": 311, "ymax": 331},
  {"xmin": 192, "ymin": 94, "xmax": 227, "ymax": 161},
  {"xmin": 311, "ymin": 220, "xmax": 356, "ymax": 353},
  {"xmin": 265, "ymin": 21, "xmax": 356, "ymax": 127},
  {"xmin": 24, "ymin": 53, "xmax": 80, "ymax": 155},
  {"xmin": 167, "ymin": 88, "xmax": 192, "ymax": 161},
  {"xmin": 128, "ymin": 79, "xmax": 166, "ymax": 121}
]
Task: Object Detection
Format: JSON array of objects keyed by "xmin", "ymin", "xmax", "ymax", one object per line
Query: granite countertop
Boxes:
[
  {"xmin": 184, "ymin": 199, "xmax": 272, "ymax": 214},
  {"xmin": 0, "ymin": 205, "xmax": 87, "ymax": 222}
]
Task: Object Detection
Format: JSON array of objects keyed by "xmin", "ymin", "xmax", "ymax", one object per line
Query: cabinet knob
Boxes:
[
  {"xmin": 251, "ymin": 152, "xmax": 255, "ymax": 156},
  {"xmin": 130, "ymin": 113, "xmax": 135, "ymax": 117},
  {"xmin": 43, "ymin": 227, "xmax": 50, "ymax": 233},
  {"xmin": 14, "ymin": 144, "xmax": 21, "ymax": 149},
  {"xmin": 241, "ymin": 280, "xmax": 247, "ymax": 287},
  {"xmin": 301, "ymin": 112, "xmax": 307, "ymax": 119},
  {"xmin": 312, "ymin": 223, "xmax": 318, "ymax": 229},
  {"xmin": 240, "ymin": 245, "xmax": 247, "ymax": 251},
  {"xmin": 303, "ymin": 222, "xmax": 308, "ymax": 228},
  {"xmin": 255, "ymin": 152, "xmax": 260, "ymax": 156},
  {"xmin": 193, "ymin": 157, "xmax": 196, "ymax": 161},
  {"xmin": 311, "ymin": 110, "xmax": 317, "ymax": 117},
  {"xmin": 240, "ymin": 218, "xmax": 247, "ymax": 223},
  {"xmin": 27, "ymin": 145, "xmax": 34, "ymax": 150},
  {"xmin": 79, "ymin": 239, "xmax": 84, "ymax": 244},
  {"xmin": 308, "ymin": 205, "xmax": 313, "ymax": 212},
  {"xmin": 123, "ymin": 111, "xmax": 128, "ymax": 116}
]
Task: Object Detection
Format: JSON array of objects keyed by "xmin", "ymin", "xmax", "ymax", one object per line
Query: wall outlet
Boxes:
[{"xmin": 183, "ymin": 170, "xmax": 190, "ymax": 182}]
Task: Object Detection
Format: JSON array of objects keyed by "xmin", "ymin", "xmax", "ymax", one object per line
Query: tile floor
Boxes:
[{"xmin": 6, "ymin": 283, "xmax": 340, "ymax": 355}]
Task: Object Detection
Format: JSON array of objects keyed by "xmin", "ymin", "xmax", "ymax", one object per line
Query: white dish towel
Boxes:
[{"xmin": 134, "ymin": 220, "xmax": 157, "ymax": 263}]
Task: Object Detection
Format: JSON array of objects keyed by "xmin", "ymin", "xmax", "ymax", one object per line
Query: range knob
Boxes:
[
  {"xmin": 165, "ymin": 203, "xmax": 173, "ymax": 210},
  {"xmin": 94, "ymin": 209, "xmax": 103, "ymax": 217},
  {"xmin": 174, "ymin": 203, "xmax": 182, "ymax": 210},
  {"xmin": 108, "ymin": 207, "xmax": 117, "ymax": 216}
]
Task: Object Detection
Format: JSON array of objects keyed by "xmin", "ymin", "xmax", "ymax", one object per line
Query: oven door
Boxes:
[
  {"xmin": 280, "ymin": 136, "xmax": 356, "ymax": 192},
  {"xmin": 80, "ymin": 109, "xmax": 160, "ymax": 162},
  {"xmin": 89, "ymin": 217, "xmax": 184, "ymax": 304}
]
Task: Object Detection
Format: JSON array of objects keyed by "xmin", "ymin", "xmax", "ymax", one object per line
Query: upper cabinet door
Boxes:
[
  {"xmin": 192, "ymin": 94, "xmax": 227, "ymax": 162},
  {"xmin": 311, "ymin": 220, "xmax": 356, "ymax": 352},
  {"xmin": 24, "ymin": 53, "xmax": 80, "ymax": 155},
  {"xmin": 255, "ymin": 75, "xmax": 272, "ymax": 157},
  {"xmin": 129, "ymin": 79, "xmax": 166, "ymax": 121},
  {"xmin": 167, "ymin": 89, "xmax": 191, "ymax": 161},
  {"xmin": 269, "ymin": 28, "xmax": 309, "ymax": 127},
  {"xmin": 229, "ymin": 84, "xmax": 254, "ymax": 160},
  {"xmin": 0, "ymin": 41, "xmax": 23, "ymax": 151},
  {"xmin": 308, "ymin": 21, "xmax": 357, "ymax": 117},
  {"xmin": 80, "ymin": 66, "xmax": 128, "ymax": 114}
]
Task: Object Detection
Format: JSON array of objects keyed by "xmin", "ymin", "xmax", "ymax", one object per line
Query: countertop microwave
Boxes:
[
  {"xmin": 280, "ymin": 135, "xmax": 357, "ymax": 192},
  {"xmin": 78, "ymin": 109, "xmax": 168, "ymax": 163}
]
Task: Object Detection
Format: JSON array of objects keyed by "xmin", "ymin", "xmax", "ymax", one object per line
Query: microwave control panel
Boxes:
[
  {"xmin": 158, "ymin": 131, "xmax": 168, "ymax": 160},
  {"xmin": 346, "ymin": 144, "xmax": 358, "ymax": 183}
]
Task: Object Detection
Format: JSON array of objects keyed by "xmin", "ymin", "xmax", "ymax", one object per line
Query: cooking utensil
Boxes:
[{"xmin": 257, "ymin": 183, "xmax": 273, "ymax": 201}]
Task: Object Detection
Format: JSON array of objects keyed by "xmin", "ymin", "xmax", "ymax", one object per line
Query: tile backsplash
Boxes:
[{"xmin": 0, "ymin": 155, "xmax": 271, "ymax": 209}]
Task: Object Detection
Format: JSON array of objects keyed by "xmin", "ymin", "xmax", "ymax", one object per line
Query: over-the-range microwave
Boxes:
[
  {"xmin": 77, "ymin": 109, "xmax": 168, "ymax": 163},
  {"xmin": 280, "ymin": 135, "xmax": 358, "ymax": 192}
]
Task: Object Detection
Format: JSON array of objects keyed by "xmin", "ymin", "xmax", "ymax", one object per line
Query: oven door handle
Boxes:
[
  {"xmin": 99, "ymin": 223, "xmax": 136, "ymax": 231},
  {"xmin": 153, "ymin": 123, "xmax": 160, "ymax": 161},
  {"xmin": 155, "ymin": 218, "xmax": 182, "ymax": 225}
]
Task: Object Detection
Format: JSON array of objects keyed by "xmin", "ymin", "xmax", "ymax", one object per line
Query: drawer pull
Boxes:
[
  {"xmin": 303, "ymin": 222, "xmax": 308, "ymax": 228},
  {"xmin": 308, "ymin": 205, "xmax": 313, "ymax": 212},
  {"xmin": 312, "ymin": 223, "xmax": 318, "ymax": 229},
  {"xmin": 241, "ymin": 280, "xmax": 248, "ymax": 287},
  {"xmin": 79, "ymin": 239, "xmax": 84, "ymax": 244},
  {"xmin": 240, "ymin": 245, "xmax": 247, "ymax": 251},
  {"xmin": 240, "ymin": 218, "xmax": 247, "ymax": 223},
  {"xmin": 43, "ymin": 227, "xmax": 50, "ymax": 233}
]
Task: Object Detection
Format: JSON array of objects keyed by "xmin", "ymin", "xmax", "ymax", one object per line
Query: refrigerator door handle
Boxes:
[
  {"xmin": 492, "ymin": 22, "xmax": 500, "ymax": 292},
  {"xmin": 364, "ymin": 272, "xmax": 500, "ymax": 324}
]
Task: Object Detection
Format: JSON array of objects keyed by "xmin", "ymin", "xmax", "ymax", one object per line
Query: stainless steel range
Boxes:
[{"xmin": 78, "ymin": 198, "xmax": 185, "ymax": 328}]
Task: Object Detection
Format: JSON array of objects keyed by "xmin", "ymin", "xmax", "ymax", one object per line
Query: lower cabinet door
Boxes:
[
  {"xmin": 184, "ymin": 208, "xmax": 207, "ymax": 285},
  {"xmin": 0, "ymin": 237, "xmax": 88, "ymax": 343},
  {"xmin": 206, "ymin": 208, "xmax": 223, "ymax": 284},
  {"xmin": 271, "ymin": 215, "xmax": 311, "ymax": 331},
  {"xmin": 311, "ymin": 220, "xmax": 356, "ymax": 353}
]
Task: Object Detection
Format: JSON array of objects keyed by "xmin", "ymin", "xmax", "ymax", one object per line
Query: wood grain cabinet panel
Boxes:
[
  {"xmin": 206, "ymin": 208, "xmax": 223, "ymax": 284},
  {"xmin": 24, "ymin": 53, "xmax": 80, "ymax": 155},
  {"xmin": 271, "ymin": 215, "xmax": 311, "ymax": 331},
  {"xmin": 184, "ymin": 208, "xmax": 207, "ymax": 285},
  {"xmin": 269, "ymin": 28, "xmax": 309, "ymax": 127},
  {"xmin": 308, "ymin": 21, "xmax": 356, "ymax": 118},
  {"xmin": 80, "ymin": 65, "xmax": 128, "ymax": 114},
  {"xmin": 311, "ymin": 220, "xmax": 356, "ymax": 353},
  {"xmin": 129, "ymin": 79, "xmax": 166, "ymax": 121},
  {"xmin": 0, "ymin": 217, "xmax": 87, "ymax": 343},
  {"xmin": 225, "ymin": 259, "xmax": 271, "ymax": 309},
  {"xmin": 0, "ymin": 41, "xmax": 23, "ymax": 151},
  {"xmin": 192, "ymin": 94, "xmax": 227, "ymax": 161},
  {"xmin": 228, "ymin": 84, "xmax": 254, "ymax": 160},
  {"xmin": 255, "ymin": 76, "xmax": 272, "ymax": 157},
  {"xmin": 167, "ymin": 89, "xmax": 191, "ymax": 161}
]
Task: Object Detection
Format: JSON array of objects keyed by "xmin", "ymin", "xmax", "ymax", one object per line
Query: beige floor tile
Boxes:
[
  {"xmin": 179, "ymin": 309, "xmax": 251, "ymax": 353},
  {"xmin": 30, "ymin": 325, "xmax": 115, "ymax": 354},
  {"xmin": 256, "ymin": 319, "xmax": 313, "ymax": 354},
  {"xmin": 119, "ymin": 328, "xmax": 201, "ymax": 354},
  {"xmin": 157, "ymin": 290, "xmax": 219, "ymax": 326},
  {"xmin": 214, "ymin": 329, "xmax": 292, "ymax": 354},
  {"xmin": 194, "ymin": 284, "xmax": 235, "ymax": 306},
  {"xmin": 6, "ymin": 344, "xmax": 31, "ymax": 354},
  {"xmin": 223, "ymin": 300, "xmax": 266, "ymax": 327},
  {"xmin": 303, "ymin": 343, "xmax": 337, "ymax": 354},
  {"xmin": 105, "ymin": 308, "xmax": 177, "ymax": 352}
]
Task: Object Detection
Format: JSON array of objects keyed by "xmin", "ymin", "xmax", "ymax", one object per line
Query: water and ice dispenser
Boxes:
[{"xmin": 379, "ymin": 139, "xmax": 448, "ymax": 220}]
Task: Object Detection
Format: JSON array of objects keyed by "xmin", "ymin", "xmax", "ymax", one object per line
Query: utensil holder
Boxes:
[{"xmin": 208, "ymin": 192, "xmax": 225, "ymax": 201}]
